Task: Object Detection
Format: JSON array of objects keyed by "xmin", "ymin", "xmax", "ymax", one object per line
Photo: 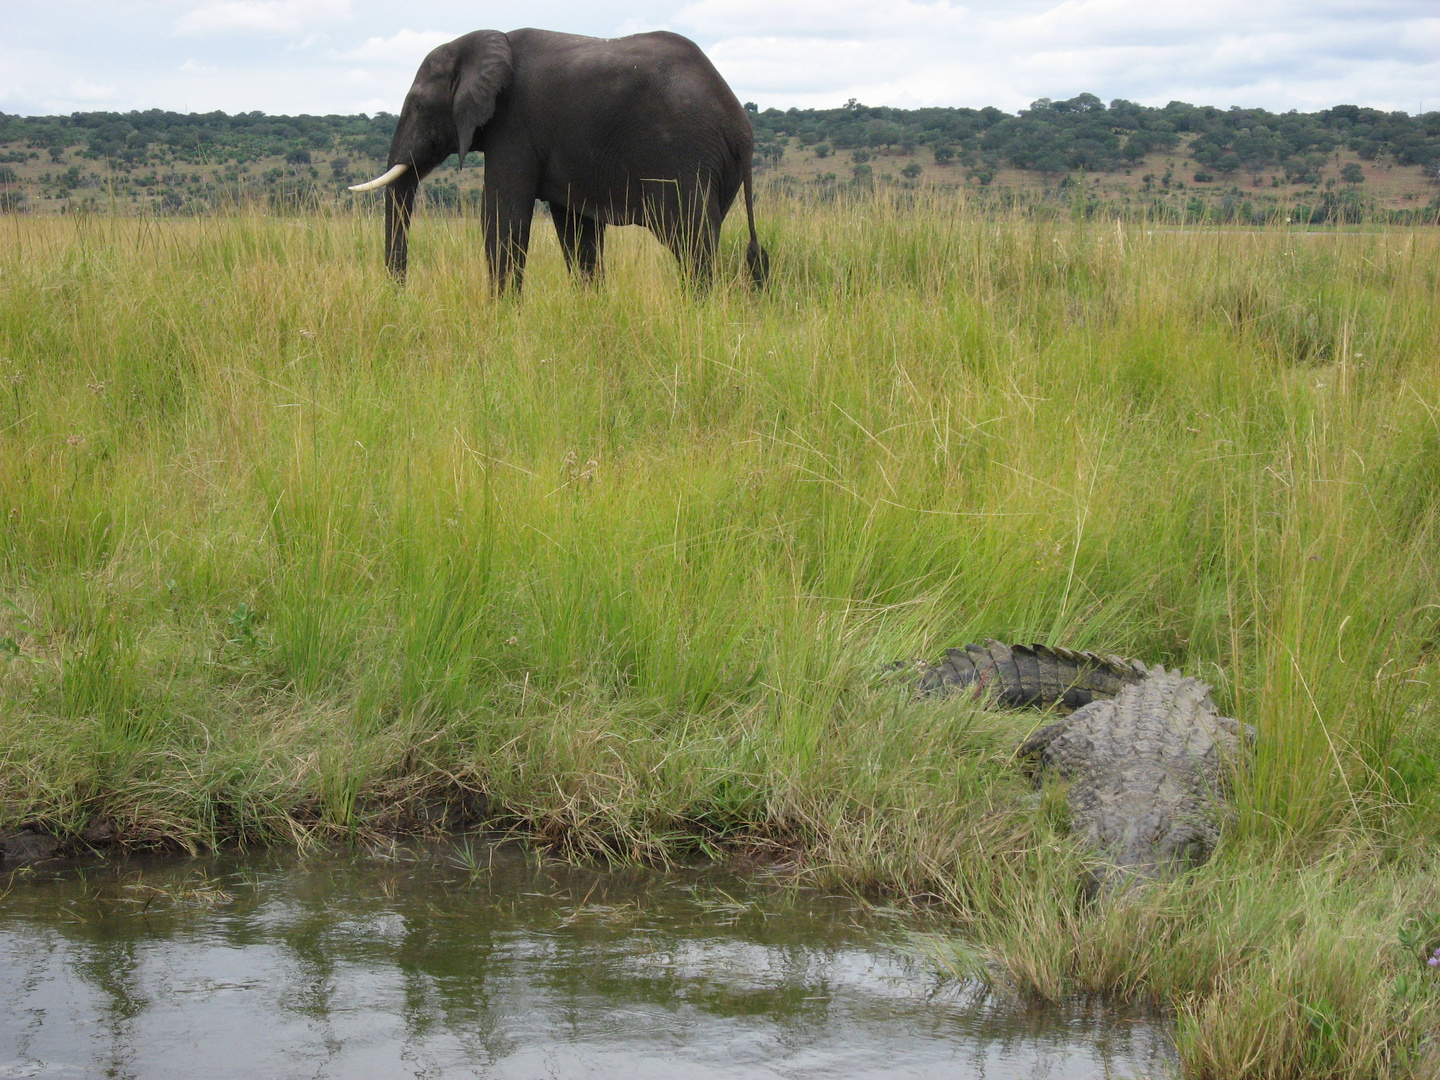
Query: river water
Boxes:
[{"xmin": 0, "ymin": 844, "xmax": 1172, "ymax": 1079}]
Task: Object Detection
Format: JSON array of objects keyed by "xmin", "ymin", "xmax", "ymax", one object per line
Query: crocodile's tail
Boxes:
[{"xmin": 913, "ymin": 639, "xmax": 1168, "ymax": 712}]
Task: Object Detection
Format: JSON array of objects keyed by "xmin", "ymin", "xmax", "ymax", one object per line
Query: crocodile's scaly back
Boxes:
[
  {"xmin": 915, "ymin": 639, "xmax": 1164, "ymax": 713},
  {"xmin": 1016, "ymin": 670, "xmax": 1251, "ymax": 896}
]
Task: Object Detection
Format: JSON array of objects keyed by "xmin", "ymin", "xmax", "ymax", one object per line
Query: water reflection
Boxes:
[{"xmin": 0, "ymin": 845, "xmax": 1171, "ymax": 1079}]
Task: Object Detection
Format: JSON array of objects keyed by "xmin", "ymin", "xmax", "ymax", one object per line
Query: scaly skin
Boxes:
[
  {"xmin": 1019, "ymin": 670, "xmax": 1251, "ymax": 894},
  {"xmin": 912, "ymin": 639, "xmax": 1157, "ymax": 712},
  {"xmin": 911, "ymin": 641, "xmax": 1252, "ymax": 894}
]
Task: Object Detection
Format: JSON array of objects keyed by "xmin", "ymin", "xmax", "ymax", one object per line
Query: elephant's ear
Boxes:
[{"xmin": 453, "ymin": 31, "xmax": 513, "ymax": 157}]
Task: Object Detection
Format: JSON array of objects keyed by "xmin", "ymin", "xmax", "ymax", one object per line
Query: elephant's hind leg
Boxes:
[
  {"xmin": 652, "ymin": 189, "xmax": 721, "ymax": 293},
  {"xmin": 554, "ymin": 206, "xmax": 606, "ymax": 283},
  {"xmin": 679, "ymin": 215, "xmax": 722, "ymax": 293}
]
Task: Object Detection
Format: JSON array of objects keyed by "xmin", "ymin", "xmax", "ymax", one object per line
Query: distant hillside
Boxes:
[
  {"xmin": 1, "ymin": 95, "xmax": 1437, "ymax": 220},
  {"xmin": 0, "ymin": 109, "xmax": 396, "ymax": 167},
  {"xmin": 748, "ymin": 95, "xmax": 1440, "ymax": 176}
]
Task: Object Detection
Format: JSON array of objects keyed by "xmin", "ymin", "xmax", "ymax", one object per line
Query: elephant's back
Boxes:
[
  {"xmin": 506, "ymin": 28, "xmax": 746, "ymax": 127},
  {"xmin": 508, "ymin": 28, "xmax": 751, "ymax": 178}
]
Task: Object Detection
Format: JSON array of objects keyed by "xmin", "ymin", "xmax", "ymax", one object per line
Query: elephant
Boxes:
[{"xmin": 350, "ymin": 28, "xmax": 770, "ymax": 294}]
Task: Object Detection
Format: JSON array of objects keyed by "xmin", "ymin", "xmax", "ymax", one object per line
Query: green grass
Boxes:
[{"xmin": 4, "ymin": 195, "xmax": 1440, "ymax": 1076}]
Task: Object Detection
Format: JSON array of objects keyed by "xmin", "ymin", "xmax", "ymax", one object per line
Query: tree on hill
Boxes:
[{"xmin": 0, "ymin": 97, "xmax": 1437, "ymax": 192}]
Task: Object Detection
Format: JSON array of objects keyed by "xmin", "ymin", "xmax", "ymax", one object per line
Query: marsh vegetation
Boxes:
[{"xmin": 3, "ymin": 195, "xmax": 1440, "ymax": 1076}]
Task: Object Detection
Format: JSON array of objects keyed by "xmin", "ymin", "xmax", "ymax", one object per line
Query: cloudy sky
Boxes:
[{"xmin": 2, "ymin": 1, "xmax": 1437, "ymax": 118}]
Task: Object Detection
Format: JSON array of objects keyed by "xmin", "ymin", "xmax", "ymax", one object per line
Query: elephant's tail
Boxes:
[{"xmin": 742, "ymin": 165, "xmax": 770, "ymax": 289}]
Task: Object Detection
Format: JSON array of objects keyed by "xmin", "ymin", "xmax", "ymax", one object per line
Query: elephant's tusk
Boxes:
[{"xmin": 348, "ymin": 164, "xmax": 410, "ymax": 192}]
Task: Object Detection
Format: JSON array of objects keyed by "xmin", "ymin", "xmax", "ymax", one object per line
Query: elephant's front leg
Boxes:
[
  {"xmin": 482, "ymin": 188, "xmax": 535, "ymax": 296},
  {"xmin": 554, "ymin": 207, "xmax": 606, "ymax": 283}
]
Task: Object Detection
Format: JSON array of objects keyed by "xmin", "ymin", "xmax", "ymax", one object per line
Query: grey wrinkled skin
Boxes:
[
  {"xmin": 909, "ymin": 641, "xmax": 1253, "ymax": 896},
  {"xmin": 375, "ymin": 28, "xmax": 769, "ymax": 294}
]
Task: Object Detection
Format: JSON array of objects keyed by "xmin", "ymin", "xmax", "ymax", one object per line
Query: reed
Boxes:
[{"xmin": 3, "ymin": 194, "xmax": 1440, "ymax": 1076}]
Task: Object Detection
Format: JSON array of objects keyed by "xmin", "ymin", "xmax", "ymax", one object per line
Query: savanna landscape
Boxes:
[
  {"xmin": 3, "ymin": 96, "xmax": 1440, "ymax": 1078},
  {"xmin": 3, "ymin": 95, "xmax": 1439, "ymax": 222}
]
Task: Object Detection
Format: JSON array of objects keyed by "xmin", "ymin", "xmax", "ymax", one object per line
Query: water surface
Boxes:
[{"xmin": 1, "ymin": 844, "xmax": 1171, "ymax": 1079}]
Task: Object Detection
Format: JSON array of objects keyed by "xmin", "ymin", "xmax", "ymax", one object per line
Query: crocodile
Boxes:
[
  {"xmin": 910, "ymin": 640, "xmax": 1156, "ymax": 712},
  {"xmin": 910, "ymin": 640, "xmax": 1252, "ymax": 894}
]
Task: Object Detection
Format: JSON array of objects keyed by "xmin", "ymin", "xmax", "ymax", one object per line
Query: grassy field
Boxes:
[{"xmin": 3, "ymin": 195, "xmax": 1440, "ymax": 1076}]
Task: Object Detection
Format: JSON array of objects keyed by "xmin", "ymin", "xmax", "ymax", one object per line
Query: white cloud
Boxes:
[
  {"xmin": 3, "ymin": 1, "xmax": 1438, "ymax": 116},
  {"xmin": 678, "ymin": 0, "xmax": 1440, "ymax": 111},
  {"xmin": 343, "ymin": 29, "xmax": 455, "ymax": 64},
  {"xmin": 68, "ymin": 78, "xmax": 118, "ymax": 101},
  {"xmin": 676, "ymin": 0, "xmax": 973, "ymax": 39},
  {"xmin": 176, "ymin": 0, "xmax": 352, "ymax": 37}
]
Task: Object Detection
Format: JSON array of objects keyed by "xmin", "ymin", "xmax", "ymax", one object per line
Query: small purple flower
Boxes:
[{"xmin": 1430, "ymin": 955, "xmax": 1439, "ymax": 968}]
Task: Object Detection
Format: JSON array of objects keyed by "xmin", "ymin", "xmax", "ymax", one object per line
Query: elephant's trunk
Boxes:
[
  {"xmin": 384, "ymin": 179, "xmax": 418, "ymax": 283},
  {"xmin": 348, "ymin": 163, "xmax": 410, "ymax": 192},
  {"xmin": 351, "ymin": 162, "xmax": 418, "ymax": 282}
]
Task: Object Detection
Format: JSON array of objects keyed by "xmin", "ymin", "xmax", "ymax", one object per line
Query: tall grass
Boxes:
[{"xmin": 3, "ymin": 194, "xmax": 1440, "ymax": 1075}]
